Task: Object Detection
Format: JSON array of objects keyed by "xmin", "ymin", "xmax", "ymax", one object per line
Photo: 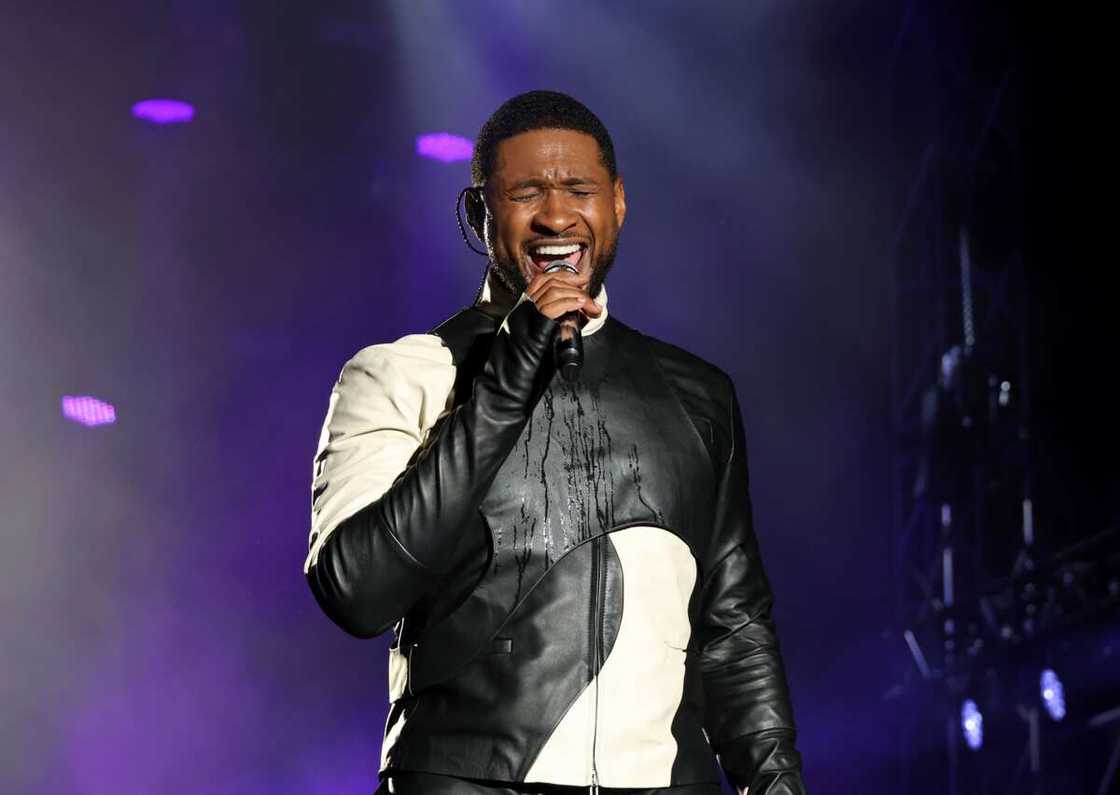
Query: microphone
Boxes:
[{"xmin": 544, "ymin": 261, "xmax": 583, "ymax": 382}]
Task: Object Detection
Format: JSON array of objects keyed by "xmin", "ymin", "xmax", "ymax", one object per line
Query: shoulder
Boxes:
[
  {"xmin": 342, "ymin": 304, "xmax": 498, "ymax": 378},
  {"xmin": 341, "ymin": 332, "xmax": 454, "ymax": 384},
  {"xmin": 331, "ymin": 306, "xmax": 499, "ymax": 415},
  {"xmin": 636, "ymin": 327, "xmax": 736, "ymax": 415},
  {"xmin": 639, "ymin": 330, "xmax": 733, "ymax": 397},
  {"xmin": 314, "ymin": 332, "xmax": 459, "ymax": 469},
  {"xmin": 431, "ymin": 306, "xmax": 502, "ymax": 365},
  {"xmin": 630, "ymin": 326, "xmax": 738, "ymax": 467},
  {"xmin": 331, "ymin": 331, "xmax": 457, "ymax": 425}
]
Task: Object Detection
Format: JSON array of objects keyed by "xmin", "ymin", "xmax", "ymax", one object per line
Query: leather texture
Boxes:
[
  {"xmin": 376, "ymin": 771, "xmax": 722, "ymax": 795},
  {"xmin": 307, "ymin": 298, "xmax": 807, "ymax": 793},
  {"xmin": 307, "ymin": 300, "xmax": 557, "ymax": 638}
]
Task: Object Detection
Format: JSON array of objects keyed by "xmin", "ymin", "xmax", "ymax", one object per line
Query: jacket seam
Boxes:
[
  {"xmin": 721, "ymin": 725, "xmax": 798, "ymax": 751},
  {"xmin": 377, "ymin": 503, "xmax": 434, "ymax": 574}
]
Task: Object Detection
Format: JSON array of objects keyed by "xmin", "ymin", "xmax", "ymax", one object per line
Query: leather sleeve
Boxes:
[
  {"xmin": 698, "ymin": 383, "xmax": 807, "ymax": 794},
  {"xmin": 306, "ymin": 301, "xmax": 558, "ymax": 639}
]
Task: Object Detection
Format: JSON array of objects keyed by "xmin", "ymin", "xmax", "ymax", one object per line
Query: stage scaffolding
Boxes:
[{"xmin": 885, "ymin": 3, "xmax": 1119, "ymax": 794}]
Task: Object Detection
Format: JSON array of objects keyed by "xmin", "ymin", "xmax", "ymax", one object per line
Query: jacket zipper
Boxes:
[{"xmin": 589, "ymin": 535, "xmax": 606, "ymax": 795}]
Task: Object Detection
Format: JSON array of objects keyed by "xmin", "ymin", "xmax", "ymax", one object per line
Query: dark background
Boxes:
[{"xmin": 1, "ymin": 2, "xmax": 1112, "ymax": 793}]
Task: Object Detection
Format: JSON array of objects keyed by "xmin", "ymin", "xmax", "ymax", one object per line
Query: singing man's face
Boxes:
[{"xmin": 481, "ymin": 128, "xmax": 626, "ymax": 297}]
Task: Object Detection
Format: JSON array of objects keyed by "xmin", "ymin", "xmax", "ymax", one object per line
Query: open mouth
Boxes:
[{"xmin": 527, "ymin": 241, "xmax": 587, "ymax": 273}]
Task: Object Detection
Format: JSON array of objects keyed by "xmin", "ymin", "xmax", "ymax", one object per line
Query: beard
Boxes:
[{"xmin": 488, "ymin": 235, "xmax": 620, "ymax": 303}]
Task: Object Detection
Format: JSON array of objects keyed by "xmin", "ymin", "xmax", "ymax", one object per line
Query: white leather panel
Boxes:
[
  {"xmin": 304, "ymin": 334, "xmax": 456, "ymax": 572},
  {"xmin": 525, "ymin": 526, "xmax": 697, "ymax": 786},
  {"xmin": 387, "ymin": 645, "xmax": 408, "ymax": 703}
]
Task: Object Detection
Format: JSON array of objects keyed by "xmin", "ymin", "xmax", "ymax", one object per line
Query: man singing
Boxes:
[{"xmin": 305, "ymin": 91, "xmax": 807, "ymax": 795}]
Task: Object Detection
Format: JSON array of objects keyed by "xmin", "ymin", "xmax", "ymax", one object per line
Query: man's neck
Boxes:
[{"xmin": 474, "ymin": 267, "xmax": 521, "ymax": 320}]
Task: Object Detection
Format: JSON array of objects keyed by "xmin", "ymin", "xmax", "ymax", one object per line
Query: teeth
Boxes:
[{"xmin": 532, "ymin": 244, "xmax": 581, "ymax": 256}]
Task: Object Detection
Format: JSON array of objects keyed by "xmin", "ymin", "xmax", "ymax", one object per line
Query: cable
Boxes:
[
  {"xmin": 455, "ymin": 186, "xmax": 491, "ymax": 305},
  {"xmin": 456, "ymin": 186, "xmax": 489, "ymax": 257}
]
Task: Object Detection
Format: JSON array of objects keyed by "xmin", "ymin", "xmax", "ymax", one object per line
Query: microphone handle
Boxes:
[
  {"xmin": 554, "ymin": 315, "xmax": 583, "ymax": 382},
  {"xmin": 543, "ymin": 262, "xmax": 584, "ymax": 382}
]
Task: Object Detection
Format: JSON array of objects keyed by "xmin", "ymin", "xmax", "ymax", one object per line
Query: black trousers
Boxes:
[{"xmin": 377, "ymin": 772, "xmax": 722, "ymax": 795}]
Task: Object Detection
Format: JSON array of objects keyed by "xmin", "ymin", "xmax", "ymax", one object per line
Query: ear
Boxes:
[
  {"xmin": 465, "ymin": 187, "xmax": 486, "ymax": 240},
  {"xmin": 613, "ymin": 175, "xmax": 627, "ymax": 229}
]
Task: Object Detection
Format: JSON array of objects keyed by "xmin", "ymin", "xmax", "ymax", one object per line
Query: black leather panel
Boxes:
[
  {"xmin": 431, "ymin": 307, "xmax": 502, "ymax": 413},
  {"xmin": 331, "ymin": 303, "xmax": 806, "ymax": 791},
  {"xmin": 642, "ymin": 336, "xmax": 734, "ymax": 481},
  {"xmin": 698, "ymin": 544, "xmax": 793, "ymax": 741},
  {"xmin": 377, "ymin": 771, "xmax": 722, "ymax": 795},
  {"xmin": 670, "ymin": 558, "xmax": 721, "ymax": 785},
  {"xmin": 481, "ymin": 317, "xmax": 718, "ymax": 563},
  {"xmin": 406, "ymin": 317, "xmax": 718, "ymax": 686},
  {"xmin": 385, "ymin": 536, "xmax": 624, "ymax": 782},
  {"xmin": 400, "ymin": 512, "xmax": 493, "ymax": 648},
  {"xmin": 669, "ymin": 645, "xmax": 721, "ymax": 783},
  {"xmin": 307, "ymin": 301, "xmax": 556, "ymax": 638},
  {"xmin": 431, "ymin": 306, "xmax": 500, "ymax": 366},
  {"xmin": 716, "ymin": 727, "xmax": 805, "ymax": 795},
  {"xmin": 599, "ymin": 533, "xmax": 623, "ymax": 667}
]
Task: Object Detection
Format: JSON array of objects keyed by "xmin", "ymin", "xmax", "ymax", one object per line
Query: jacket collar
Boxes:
[{"xmin": 475, "ymin": 266, "xmax": 609, "ymax": 337}]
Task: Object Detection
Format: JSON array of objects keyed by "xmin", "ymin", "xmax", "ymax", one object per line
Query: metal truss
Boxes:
[
  {"xmin": 886, "ymin": 3, "xmax": 1120, "ymax": 793},
  {"xmin": 887, "ymin": 0, "xmax": 1025, "ymax": 669}
]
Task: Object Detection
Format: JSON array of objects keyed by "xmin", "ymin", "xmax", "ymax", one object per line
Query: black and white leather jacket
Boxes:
[{"xmin": 305, "ymin": 273, "xmax": 807, "ymax": 794}]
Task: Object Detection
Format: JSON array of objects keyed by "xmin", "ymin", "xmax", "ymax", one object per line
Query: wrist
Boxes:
[{"xmin": 504, "ymin": 296, "xmax": 558, "ymax": 349}]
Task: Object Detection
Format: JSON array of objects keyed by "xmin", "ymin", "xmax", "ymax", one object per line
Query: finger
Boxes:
[
  {"xmin": 535, "ymin": 295, "xmax": 595, "ymax": 320},
  {"xmin": 528, "ymin": 283, "xmax": 591, "ymax": 309},
  {"xmin": 527, "ymin": 269, "xmax": 590, "ymax": 298},
  {"xmin": 535, "ymin": 284, "xmax": 593, "ymax": 304},
  {"xmin": 535, "ymin": 296, "xmax": 597, "ymax": 319},
  {"xmin": 536, "ymin": 294, "xmax": 602, "ymax": 320}
]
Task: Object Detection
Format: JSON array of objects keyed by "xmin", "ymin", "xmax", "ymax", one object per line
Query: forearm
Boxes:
[
  {"xmin": 701, "ymin": 387, "xmax": 806, "ymax": 792},
  {"xmin": 722, "ymin": 727, "xmax": 805, "ymax": 795},
  {"xmin": 707, "ymin": 641, "xmax": 805, "ymax": 793},
  {"xmin": 308, "ymin": 301, "xmax": 557, "ymax": 637},
  {"xmin": 701, "ymin": 550, "xmax": 804, "ymax": 791}
]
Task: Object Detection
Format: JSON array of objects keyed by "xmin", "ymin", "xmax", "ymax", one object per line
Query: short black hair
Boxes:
[{"xmin": 471, "ymin": 90, "xmax": 617, "ymax": 186}]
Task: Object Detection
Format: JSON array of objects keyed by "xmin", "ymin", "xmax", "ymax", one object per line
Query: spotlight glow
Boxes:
[
  {"xmin": 61, "ymin": 395, "xmax": 117, "ymax": 427},
  {"xmin": 131, "ymin": 99, "xmax": 195, "ymax": 125},
  {"xmin": 961, "ymin": 699, "xmax": 983, "ymax": 750},
  {"xmin": 416, "ymin": 132, "xmax": 472, "ymax": 163},
  {"xmin": 1040, "ymin": 669, "xmax": 1066, "ymax": 721}
]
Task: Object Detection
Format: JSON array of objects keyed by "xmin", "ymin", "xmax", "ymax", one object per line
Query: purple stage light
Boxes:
[
  {"xmin": 61, "ymin": 395, "xmax": 117, "ymax": 427},
  {"xmin": 416, "ymin": 132, "xmax": 472, "ymax": 163},
  {"xmin": 131, "ymin": 99, "xmax": 195, "ymax": 125}
]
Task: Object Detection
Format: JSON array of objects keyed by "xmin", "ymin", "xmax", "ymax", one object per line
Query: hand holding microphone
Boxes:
[{"xmin": 525, "ymin": 264, "xmax": 601, "ymax": 382}]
